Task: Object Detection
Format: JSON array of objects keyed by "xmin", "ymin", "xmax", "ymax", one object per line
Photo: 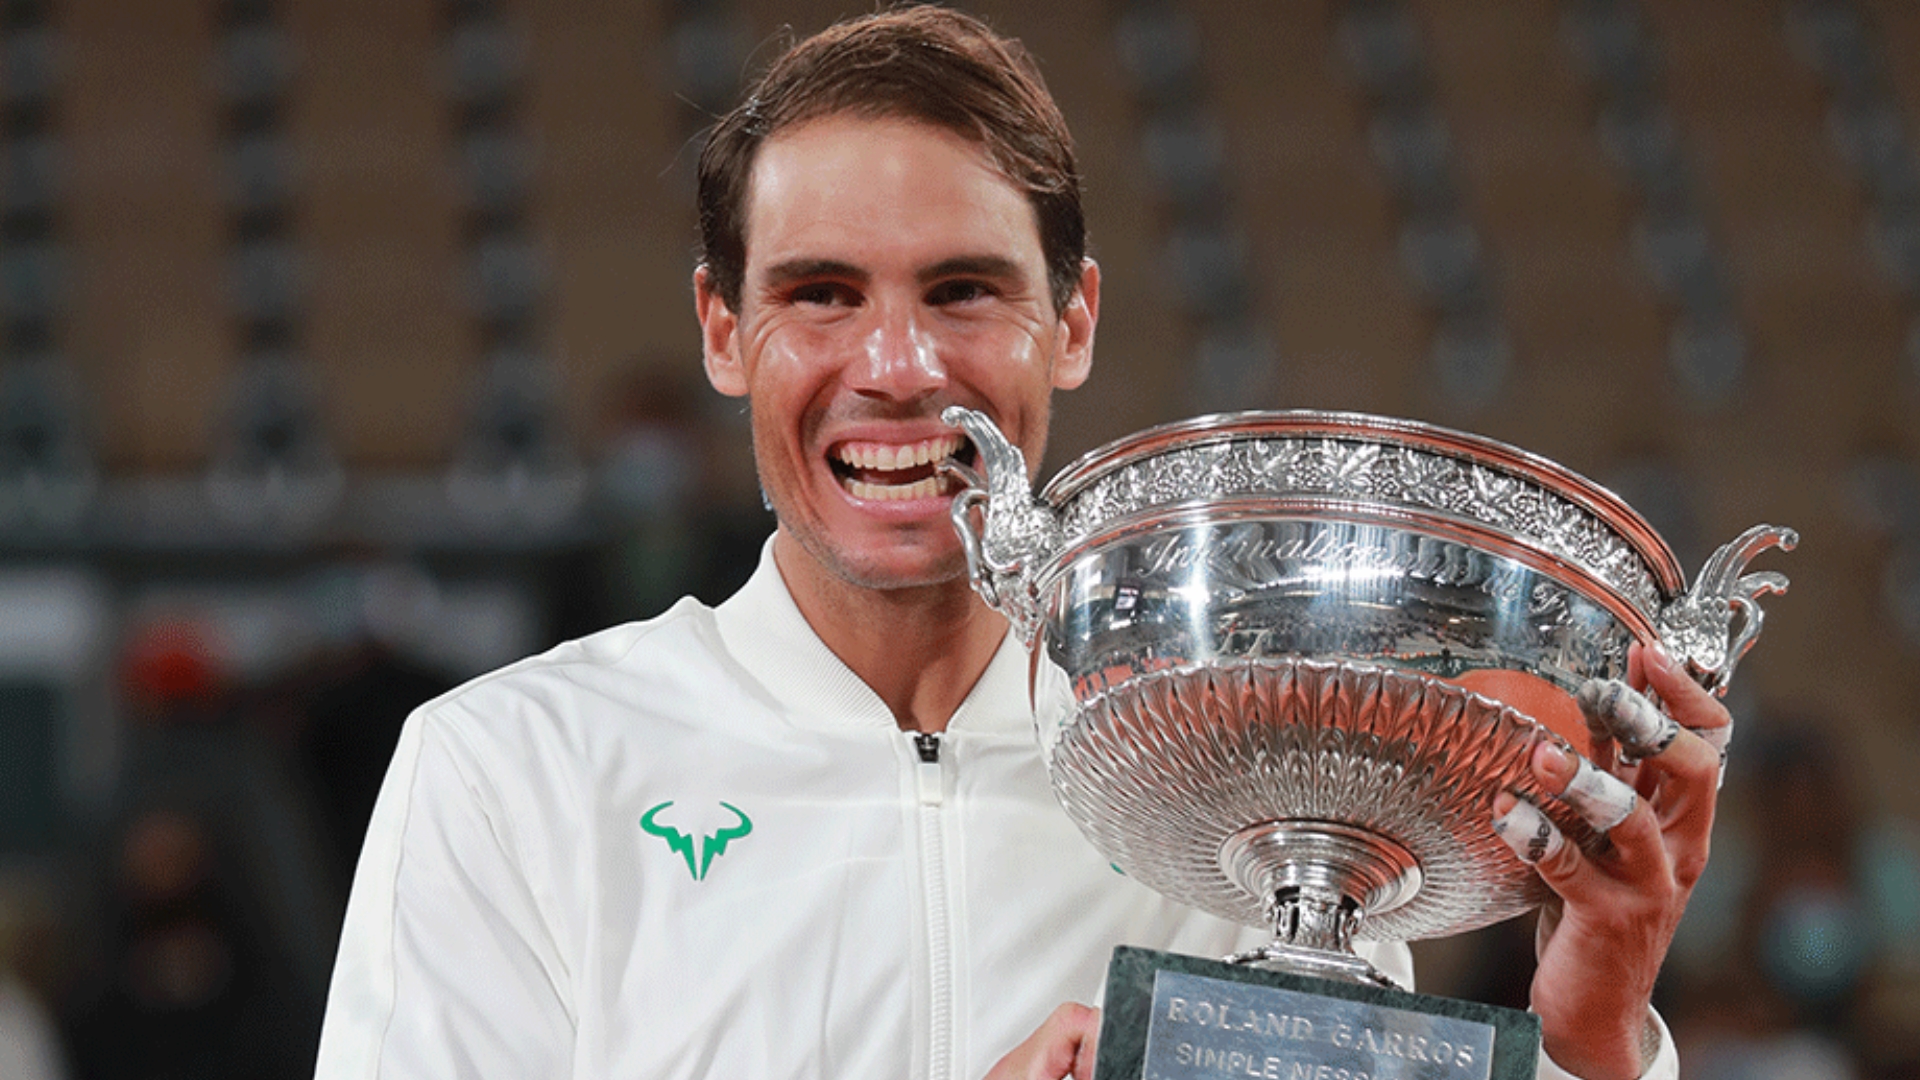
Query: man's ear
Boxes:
[
  {"xmin": 695, "ymin": 265, "xmax": 748, "ymax": 398},
  {"xmin": 1052, "ymin": 258, "xmax": 1099, "ymax": 391}
]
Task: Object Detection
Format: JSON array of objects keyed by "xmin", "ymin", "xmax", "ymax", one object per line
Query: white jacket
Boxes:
[{"xmin": 315, "ymin": 545, "xmax": 1671, "ymax": 1080}]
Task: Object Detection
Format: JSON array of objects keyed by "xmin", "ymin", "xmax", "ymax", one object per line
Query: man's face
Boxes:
[{"xmin": 697, "ymin": 114, "xmax": 1096, "ymax": 593}]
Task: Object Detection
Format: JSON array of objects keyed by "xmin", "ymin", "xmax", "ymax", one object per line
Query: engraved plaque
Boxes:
[
  {"xmin": 1097, "ymin": 948, "xmax": 1540, "ymax": 1080},
  {"xmin": 1143, "ymin": 971, "xmax": 1493, "ymax": 1080}
]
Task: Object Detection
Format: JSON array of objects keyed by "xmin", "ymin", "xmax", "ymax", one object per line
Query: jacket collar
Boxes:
[{"xmin": 712, "ymin": 538, "xmax": 1031, "ymax": 736}]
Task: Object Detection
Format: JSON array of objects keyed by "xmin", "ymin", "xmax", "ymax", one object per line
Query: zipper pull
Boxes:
[{"xmin": 913, "ymin": 732, "xmax": 944, "ymax": 806}]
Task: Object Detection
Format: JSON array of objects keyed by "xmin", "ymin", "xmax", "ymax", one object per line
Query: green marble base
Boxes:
[{"xmin": 1095, "ymin": 946, "xmax": 1541, "ymax": 1080}]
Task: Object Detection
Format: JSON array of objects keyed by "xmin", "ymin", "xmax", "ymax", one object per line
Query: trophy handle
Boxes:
[
  {"xmin": 1656, "ymin": 524, "xmax": 1798, "ymax": 695},
  {"xmin": 940, "ymin": 406, "xmax": 1058, "ymax": 644}
]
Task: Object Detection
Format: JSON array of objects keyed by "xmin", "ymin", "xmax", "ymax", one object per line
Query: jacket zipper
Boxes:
[{"xmin": 912, "ymin": 731, "xmax": 953, "ymax": 1080}]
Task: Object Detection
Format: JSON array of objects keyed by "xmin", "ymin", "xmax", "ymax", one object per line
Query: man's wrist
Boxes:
[{"xmin": 1536, "ymin": 1008, "xmax": 1677, "ymax": 1080}]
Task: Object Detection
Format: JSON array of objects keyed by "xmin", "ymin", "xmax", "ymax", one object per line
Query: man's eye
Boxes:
[
  {"xmin": 928, "ymin": 280, "xmax": 992, "ymax": 305},
  {"xmin": 791, "ymin": 283, "xmax": 855, "ymax": 306}
]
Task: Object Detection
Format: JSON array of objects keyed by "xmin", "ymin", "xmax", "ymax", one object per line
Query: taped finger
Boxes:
[
  {"xmin": 1493, "ymin": 798, "xmax": 1566, "ymax": 865},
  {"xmin": 1688, "ymin": 722, "xmax": 1731, "ymax": 753},
  {"xmin": 1576, "ymin": 678, "xmax": 1681, "ymax": 763},
  {"xmin": 1560, "ymin": 754, "xmax": 1639, "ymax": 831},
  {"xmin": 1687, "ymin": 721, "xmax": 1732, "ymax": 788}
]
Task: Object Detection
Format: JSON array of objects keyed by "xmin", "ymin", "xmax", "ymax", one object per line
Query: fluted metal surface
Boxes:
[{"xmin": 1048, "ymin": 658, "xmax": 1596, "ymax": 941}]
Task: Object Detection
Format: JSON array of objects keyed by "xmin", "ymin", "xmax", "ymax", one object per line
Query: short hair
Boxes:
[{"xmin": 697, "ymin": 5, "xmax": 1085, "ymax": 315}]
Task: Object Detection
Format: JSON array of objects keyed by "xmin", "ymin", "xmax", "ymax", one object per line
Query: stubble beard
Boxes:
[{"xmin": 771, "ymin": 491, "xmax": 974, "ymax": 596}]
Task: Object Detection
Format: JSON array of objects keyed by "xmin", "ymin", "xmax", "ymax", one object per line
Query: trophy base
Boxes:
[
  {"xmin": 1224, "ymin": 942, "xmax": 1399, "ymax": 989},
  {"xmin": 1095, "ymin": 946, "xmax": 1541, "ymax": 1080}
]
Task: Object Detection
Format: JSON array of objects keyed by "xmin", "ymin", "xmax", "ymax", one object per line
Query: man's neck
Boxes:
[{"xmin": 772, "ymin": 532, "xmax": 1011, "ymax": 734}]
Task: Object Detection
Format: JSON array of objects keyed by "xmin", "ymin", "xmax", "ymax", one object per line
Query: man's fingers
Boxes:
[
  {"xmin": 1587, "ymin": 646, "xmax": 1735, "ymax": 800},
  {"xmin": 1493, "ymin": 741, "xmax": 1670, "ymax": 889},
  {"xmin": 1493, "ymin": 793, "xmax": 1568, "ymax": 866},
  {"xmin": 1609, "ymin": 657, "xmax": 1726, "ymax": 842},
  {"xmin": 1551, "ymin": 744, "xmax": 1638, "ymax": 832},
  {"xmin": 984, "ymin": 1003, "xmax": 1101, "ymax": 1080},
  {"xmin": 1638, "ymin": 645, "xmax": 1730, "ymax": 735},
  {"xmin": 1065, "ymin": 1005, "xmax": 1100, "ymax": 1080},
  {"xmin": 1638, "ymin": 645, "xmax": 1735, "ymax": 786},
  {"xmin": 1576, "ymin": 679, "xmax": 1679, "ymax": 763}
]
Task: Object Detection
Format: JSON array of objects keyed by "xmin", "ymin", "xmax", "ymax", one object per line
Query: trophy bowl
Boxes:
[{"xmin": 942, "ymin": 407, "xmax": 1794, "ymax": 981}]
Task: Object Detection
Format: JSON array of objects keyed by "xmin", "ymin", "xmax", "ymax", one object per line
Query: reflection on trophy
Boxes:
[{"xmin": 941, "ymin": 407, "xmax": 1795, "ymax": 1080}]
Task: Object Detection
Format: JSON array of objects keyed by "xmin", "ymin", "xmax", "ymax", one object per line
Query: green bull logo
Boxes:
[{"xmin": 640, "ymin": 801, "xmax": 753, "ymax": 881}]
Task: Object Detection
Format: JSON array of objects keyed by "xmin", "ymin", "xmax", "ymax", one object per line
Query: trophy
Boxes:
[{"xmin": 940, "ymin": 407, "xmax": 1794, "ymax": 1080}]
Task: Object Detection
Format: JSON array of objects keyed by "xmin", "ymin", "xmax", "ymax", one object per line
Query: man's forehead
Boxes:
[
  {"xmin": 739, "ymin": 112, "xmax": 1043, "ymax": 271},
  {"xmin": 752, "ymin": 110, "xmax": 1006, "ymax": 181}
]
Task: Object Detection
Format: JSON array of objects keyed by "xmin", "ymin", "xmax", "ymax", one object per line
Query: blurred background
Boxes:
[{"xmin": 0, "ymin": 0, "xmax": 1916, "ymax": 1076}]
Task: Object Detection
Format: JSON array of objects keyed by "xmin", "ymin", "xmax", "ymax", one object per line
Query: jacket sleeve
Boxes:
[
  {"xmin": 313, "ymin": 706, "xmax": 576, "ymax": 1080},
  {"xmin": 1535, "ymin": 1011, "xmax": 1678, "ymax": 1080}
]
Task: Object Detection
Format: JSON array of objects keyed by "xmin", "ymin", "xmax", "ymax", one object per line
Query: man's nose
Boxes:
[{"xmin": 850, "ymin": 305, "xmax": 946, "ymax": 400}]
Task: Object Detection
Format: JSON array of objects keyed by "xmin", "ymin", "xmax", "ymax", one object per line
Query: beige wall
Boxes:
[{"xmin": 15, "ymin": 0, "xmax": 1918, "ymax": 806}]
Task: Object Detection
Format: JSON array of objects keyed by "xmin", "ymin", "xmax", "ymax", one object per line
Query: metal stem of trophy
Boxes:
[{"xmin": 1218, "ymin": 821, "xmax": 1423, "ymax": 987}]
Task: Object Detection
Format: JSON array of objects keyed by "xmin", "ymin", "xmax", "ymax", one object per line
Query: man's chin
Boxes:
[
  {"xmin": 833, "ymin": 552, "xmax": 973, "ymax": 595},
  {"xmin": 776, "ymin": 524, "xmax": 975, "ymax": 596}
]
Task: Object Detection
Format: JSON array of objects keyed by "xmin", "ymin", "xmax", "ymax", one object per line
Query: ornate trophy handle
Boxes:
[
  {"xmin": 1657, "ymin": 524, "xmax": 1799, "ymax": 695},
  {"xmin": 939, "ymin": 406, "xmax": 1058, "ymax": 644}
]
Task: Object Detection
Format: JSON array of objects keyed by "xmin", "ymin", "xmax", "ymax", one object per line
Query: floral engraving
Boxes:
[{"xmin": 1057, "ymin": 436, "xmax": 1664, "ymax": 617}]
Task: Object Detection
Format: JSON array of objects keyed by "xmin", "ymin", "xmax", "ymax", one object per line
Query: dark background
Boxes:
[{"xmin": 0, "ymin": 0, "xmax": 1916, "ymax": 1077}]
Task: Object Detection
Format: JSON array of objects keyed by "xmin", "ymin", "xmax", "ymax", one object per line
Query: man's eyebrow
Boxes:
[
  {"xmin": 760, "ymin": 258, "xmax": 868, "ymax": 290},
  {"xmin": 919, "ymin": 255, "xmax": 1028, "ymax": 284}
]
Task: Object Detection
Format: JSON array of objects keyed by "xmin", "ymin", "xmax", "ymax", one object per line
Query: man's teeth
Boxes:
[
  {"xmin": 845, "ymin": 475, "xmax": 947, "ymax": 501},
  {"xmin": 832, "ymin": 433, "xmax": 966, "ymax": 500},
  {"xmin": 834, "ymin": 434, "xmax": 964, "ymax": 471}
]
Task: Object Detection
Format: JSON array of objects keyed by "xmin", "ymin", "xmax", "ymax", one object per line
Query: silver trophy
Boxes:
[{"xmin": 941, "ymin": 407, "xmax": 1794, "ymax": 1079}]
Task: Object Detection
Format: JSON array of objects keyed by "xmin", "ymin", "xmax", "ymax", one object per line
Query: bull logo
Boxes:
[{"xmin": 640, "ymin": 801, "xmax": 753, "ymax": 881}]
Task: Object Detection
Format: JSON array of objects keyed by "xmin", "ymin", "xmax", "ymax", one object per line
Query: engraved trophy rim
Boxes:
[{"xmin": 1038, "ymin": 409, "xmax": 1688, "ymax": 603}]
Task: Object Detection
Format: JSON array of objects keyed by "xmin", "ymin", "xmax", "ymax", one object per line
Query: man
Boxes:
[{"xmin": 315, "ymin": 8, "xmax": 1730, "ymax": 1080}]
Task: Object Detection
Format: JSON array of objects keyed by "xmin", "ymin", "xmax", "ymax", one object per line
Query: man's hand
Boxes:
[
  {"xmin": 1491, "ymin": 644, "xmax": 1727, "ymax": 1080},
  {"xmin": 985, "ymin": 1003, "xmax": 1101, "ymax": 1080}
]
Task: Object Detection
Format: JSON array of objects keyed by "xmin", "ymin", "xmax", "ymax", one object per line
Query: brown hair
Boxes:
[{"xmin": 697, "ymin": 5, "xmax": 1085, "ymax": 314}]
